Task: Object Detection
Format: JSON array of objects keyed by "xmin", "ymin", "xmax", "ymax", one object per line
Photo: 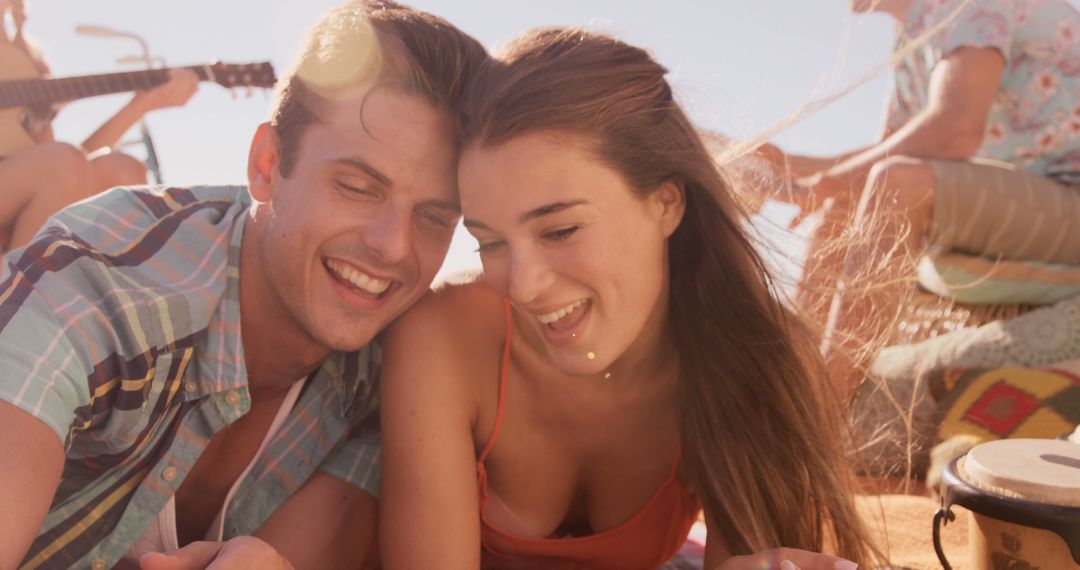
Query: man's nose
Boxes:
[{"xmin": 361, "ymin": 204, "xmax": 412, "ymax": 265}]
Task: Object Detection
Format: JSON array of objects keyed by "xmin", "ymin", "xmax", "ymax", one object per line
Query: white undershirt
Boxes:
[{"xmin": 120, "ymin": 378, "xmax": 305, "ymax": 566}]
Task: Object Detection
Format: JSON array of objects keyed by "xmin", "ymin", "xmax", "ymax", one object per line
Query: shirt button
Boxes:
[
  {"xmin": 161, "ymin": 466, "xmax": 179, "ymax": 482},
  {"xmin": 224, "ymin": 390, "xmax": 242, "ymax": 407},
  {"xmin": 184, "ymin": 381, "xmax": 197, "ymax": 394},
  {"xmin": 91, "ymin": 560, "xmax": 106, "ymax": 570}
]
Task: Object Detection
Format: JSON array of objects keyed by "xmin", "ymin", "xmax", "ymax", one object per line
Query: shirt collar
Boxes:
[
  {"xmin": 315, "ymin": 343, "xmax": 379, "ymax": 419},
  {"xmin": 191, "ymin": 197, "xmax": 250, "ymax": 397}
]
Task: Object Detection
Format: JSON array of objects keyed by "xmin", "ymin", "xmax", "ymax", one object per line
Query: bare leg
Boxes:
[
  {"xmin": 795, "ymin": 196, "xmax": 856, "ymax": 331},
  {"xmin": 823, "ymin": 157, "xmax": 935, "ymax": 400},
  {"xmin": 88, "ymin": 151, "xmax": 147, "ymax": 194},
  {"xmin": 0, "ymin": 142, "xmax": 92, "ymax": 250},
  {"xmin": 794, "ymin": 171, "xmax": 868, "ymax": 332}
]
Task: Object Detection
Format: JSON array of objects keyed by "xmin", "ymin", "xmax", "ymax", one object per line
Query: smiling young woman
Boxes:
[{"xmin": 378, "ymin": 27, "xmax": 879, "ymax": 570}]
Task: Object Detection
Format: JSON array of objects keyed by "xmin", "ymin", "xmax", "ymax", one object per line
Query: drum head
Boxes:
[{"xmin": 960, "ymin": 438, "xmax": 1080, "ymax": 507}]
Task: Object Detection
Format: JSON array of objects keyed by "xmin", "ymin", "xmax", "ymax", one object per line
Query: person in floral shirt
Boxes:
[
  {"xmin": 887, "ymin": 0, "xmax": 1080, "ymax": 183},
  {"xmin": 760, "ymin": 0, "xmax": 1080, "ymax": 400}
]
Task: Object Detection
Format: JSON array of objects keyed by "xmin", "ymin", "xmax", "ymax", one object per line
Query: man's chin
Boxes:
[
  {"xmin": 314, "ymin": 292, "xmax": 425, "ymax": 350},
  {"xmin": 309, "ymin": 321, "xmax": 384, "ymax": 353}
]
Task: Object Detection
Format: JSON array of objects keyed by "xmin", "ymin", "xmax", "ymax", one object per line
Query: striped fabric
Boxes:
[
  {"xmin": 0, "ymin": 185, "xmax": 381, "ymax": 570},
  {"xmin": 926, "ymin": 158, "xmax": 1080, "ymax": 265}
]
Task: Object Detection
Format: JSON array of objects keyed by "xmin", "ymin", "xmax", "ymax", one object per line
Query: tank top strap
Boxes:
[
  {"xmin": 669, "ymin": 445, "xmax": 684, "ymax": 479},
  {"xmin": 478, "ymin": 298, "xmax": 514, "ymax": 463}
]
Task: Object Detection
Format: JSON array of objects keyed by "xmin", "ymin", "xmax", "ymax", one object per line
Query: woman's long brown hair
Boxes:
[{"xmin": 461, "ymin": 28, "xmax": 876, "ymax": 562}]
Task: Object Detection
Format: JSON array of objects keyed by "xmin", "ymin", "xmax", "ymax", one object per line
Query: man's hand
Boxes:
[
  {"xmin": 723, "ymin": 142, "xmax": 793, "ymax": 215},
  {"xmin": 716, "ymin": 547, "xmax": 858, "ymax": 570},
  {"xmin": 785, "ymin": 171, "xmax": 858, "ymax": 229},
  {"xmin": 753, "ymin": 142, "xmax": 788, "ymax": 176},
  {"xmin": 132, "ymin": 69, "xmax": 200, "ymax": 113},
  {"xmin": 139, "ymin": 537, "xmax": 294, "ymax": 570}
]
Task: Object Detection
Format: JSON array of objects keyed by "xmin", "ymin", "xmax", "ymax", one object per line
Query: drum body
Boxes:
[
  {"xmin": 935, "ymin": 439, "xmax": 1080, "ymax": 570},
  {"xmin": 968, "ymin": 509, "xmax": 1078, "ymax": 569}
]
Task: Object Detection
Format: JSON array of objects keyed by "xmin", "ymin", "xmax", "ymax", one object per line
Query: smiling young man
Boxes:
[{"xmin": 0, "ymin": 3, "xmax": 485, "ymax": 568}]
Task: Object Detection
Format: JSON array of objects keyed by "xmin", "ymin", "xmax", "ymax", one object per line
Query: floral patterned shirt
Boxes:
[{"xmin": 888, "ymin": 0, "xmax": 1080, "ymax": 184}]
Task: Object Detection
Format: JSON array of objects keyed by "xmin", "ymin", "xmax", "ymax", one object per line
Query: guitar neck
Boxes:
[{"xmin": 0, "ymin": 65, "xmax": 210, "ymax": 109}]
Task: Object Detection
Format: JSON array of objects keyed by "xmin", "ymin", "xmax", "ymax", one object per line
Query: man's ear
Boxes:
[
  {"xmin": 651, "ymin": 179, "xmax": 686, "ymax": 238},
  {"xmin": 248, "ymin": 122, "xmax": 280, "ymax": 203}
]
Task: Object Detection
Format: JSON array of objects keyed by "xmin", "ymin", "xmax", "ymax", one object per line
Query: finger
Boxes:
[
  {"xmin": 167, "ymin": 68, "xmax": 199, "ymax": 83},
  {"xmin": 203, "ymin": 536, "xmax": 294, "ymax": 570},
  {"xmin": 780, "ymin": 561, "xmax": 801, "ymax": 570},
  {"xmin": 140, "ymin": 541, "xmax": 225, "ymax": 570},
  {"xmin": 203, "ymin": 548, "xmax": 292, "ymax": 570}
]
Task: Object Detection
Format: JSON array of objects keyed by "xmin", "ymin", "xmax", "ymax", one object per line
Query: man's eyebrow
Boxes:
[
  {"xmin": 463, "ymin": 200, "xmax": 589, "ymax": 231},
  {"xmin": 423, "ymin": 199, "xmax": 461, "ymax": 214},
  {"xmin": 334, "ymin": 158, "xmax": 393, "ymax": 187}
]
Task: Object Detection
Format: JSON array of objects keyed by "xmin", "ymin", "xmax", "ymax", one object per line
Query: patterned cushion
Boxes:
[
  {"xmin": 930, "ymin": 367, "xmax": 1080, "ymax": 441},
  {"xmin": 917, "ymin": 250, "xmax": 1080, "ymax": 306},
  {"xmin": 926, "ymin": 366, "xmax": 1080, "ymax": 488}
]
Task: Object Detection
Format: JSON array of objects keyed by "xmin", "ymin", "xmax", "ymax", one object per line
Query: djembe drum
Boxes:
[{"xmin": 933, "ymin": 438, "xmax": 1080, "ymax": 569}]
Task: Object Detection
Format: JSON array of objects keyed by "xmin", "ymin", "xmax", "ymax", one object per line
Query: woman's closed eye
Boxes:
[
  {"xmin": 473, "ymin": 225, "xmax": 580, "ymax": 254},
  {"xmin": 475, "ymin": 239, "xmax": 506, "ymax": 254},
  {"xmin": 543, "ymin": 225, "xmax": 580, "ymax": 241}
]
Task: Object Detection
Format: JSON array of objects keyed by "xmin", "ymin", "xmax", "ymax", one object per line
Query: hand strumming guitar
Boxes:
[
  {"xmin": 81, "ymin": 68, "xmax": 200, "ymax": 154},
  {"xmin": 130, "ymin": 68, "xmax": 200, "ymax": 114},
  {"xmin": 0, "ymin": 0, "xmax": 202, "ymax": 250}
]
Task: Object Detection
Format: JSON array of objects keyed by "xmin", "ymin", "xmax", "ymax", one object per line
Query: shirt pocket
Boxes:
[{"xmin": 68, "ymin": 350, "xmax": 189, "ymax": 458}]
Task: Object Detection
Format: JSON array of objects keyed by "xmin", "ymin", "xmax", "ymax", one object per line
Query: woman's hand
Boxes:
[
  {"xmin": 81, "ymin": 68, "xmax": 200, "ymax": 153},
  {"xmin": 715, "ymin": 547, "xmax": 857, "ymax": 570},
  {"xmin": 132, "ymin": 68, "xmax": 200, "ymax": 113},
  {"xmin": 139, "ymin": 537, "xmax": 295, "ymax": 570}
]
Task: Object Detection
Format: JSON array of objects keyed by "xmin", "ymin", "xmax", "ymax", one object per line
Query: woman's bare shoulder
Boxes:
[
  {"xmin": 381, "ymin": 282, "xmax": 506, "ymax": 414},
  {"xmin": 385, "ymin": 281, "xmax": 505, "ymax": 353}
]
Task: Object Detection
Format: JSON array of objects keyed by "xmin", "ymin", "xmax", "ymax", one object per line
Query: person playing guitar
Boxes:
[{"xmin": 0, "ymin": 0, "xmax": 197, "ymax": 250}]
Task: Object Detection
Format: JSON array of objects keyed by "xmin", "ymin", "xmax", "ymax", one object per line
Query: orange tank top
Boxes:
[{"xmin": 476, "ymin": 300, "xmax": 701, "ymax": 570}]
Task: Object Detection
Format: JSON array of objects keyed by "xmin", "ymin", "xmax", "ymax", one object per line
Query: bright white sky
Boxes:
[{"xmin": 29, "ymin": 1, "xmax": 906, "ymax": 283}]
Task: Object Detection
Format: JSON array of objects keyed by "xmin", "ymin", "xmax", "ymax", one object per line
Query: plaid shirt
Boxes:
[{"xmin": 0, "ymin": 185, "xmax": 381, "ymax": 570}]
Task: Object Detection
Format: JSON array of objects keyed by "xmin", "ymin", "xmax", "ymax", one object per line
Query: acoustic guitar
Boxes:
[{"xmin": 0, "ymin": 42, "xmax": 276, "ymax": 156}]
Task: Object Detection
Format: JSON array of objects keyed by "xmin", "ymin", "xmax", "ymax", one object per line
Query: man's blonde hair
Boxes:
[{"xmin": 270, "ymin": 1, "xmax": 486, "ymax": 176}]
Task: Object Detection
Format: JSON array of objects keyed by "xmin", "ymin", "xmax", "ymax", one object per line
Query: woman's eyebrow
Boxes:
[
  {"xmin": 520, "ymin": 200, "xmax": 588, "ymax": 223},
  {"xmin": 463, "ymin": 199, "xmax": 589, "ymax": 231}
]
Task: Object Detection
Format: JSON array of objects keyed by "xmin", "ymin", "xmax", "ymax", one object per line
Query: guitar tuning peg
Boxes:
[
  {"xmin": 230, "ymin": 88, "xmax": 237, "ymax": 100},
  {"xmin": 245, "ymin": 86, "xmax": 253, "ymax": 99}
]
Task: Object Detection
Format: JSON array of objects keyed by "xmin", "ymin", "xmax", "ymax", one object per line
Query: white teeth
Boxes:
[
  {"xmin": 536, "ymin": 300, "xmax": 587, "ymax": 324},
  {"xmin": 325, "ymin": 259, "xmax": 391, "ymax": 296}
]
